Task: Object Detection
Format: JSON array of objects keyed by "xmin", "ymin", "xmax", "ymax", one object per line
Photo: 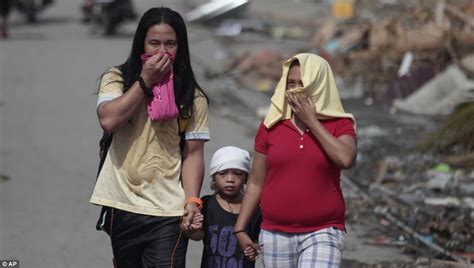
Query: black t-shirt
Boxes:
[{"xmin": 200, "ymin": 194, "xmax": 262, "ymax": 268}]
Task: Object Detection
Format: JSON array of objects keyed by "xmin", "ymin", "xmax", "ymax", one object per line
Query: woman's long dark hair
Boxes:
[{"xmin": 118, "ymin": 7, "xmax": 205, "ymax": 118}]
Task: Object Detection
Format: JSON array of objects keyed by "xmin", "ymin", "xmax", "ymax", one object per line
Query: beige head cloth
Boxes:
[{"xmin": 263, "ymin": 53, "xmax": 356, "ymax": 130}]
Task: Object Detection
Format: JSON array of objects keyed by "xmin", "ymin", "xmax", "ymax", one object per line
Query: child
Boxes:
[{"xmin": 182, "ymin": 146, "xmax": 262, "ymax": 268}]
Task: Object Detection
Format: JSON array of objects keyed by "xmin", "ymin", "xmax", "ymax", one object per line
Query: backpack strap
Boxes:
[
  {"xmin": 96, "ymin": 131, "xmax": 113, "ymax": 179},
  {"xmin": 178, "ymin": 116, "xmax": 190, "ymax": 154},
  {"xmin": 178, "ymin": 115, "xmax": 190, "ymax": 133}
]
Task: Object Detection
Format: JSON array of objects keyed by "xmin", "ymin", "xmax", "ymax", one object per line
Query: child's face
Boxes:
[{"xmin": 213, "ymin": 169, "xmax": 246, "ymax": 197}]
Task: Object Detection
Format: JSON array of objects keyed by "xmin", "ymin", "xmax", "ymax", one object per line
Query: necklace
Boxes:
[
  {"xmin": 218, "ymin": 194, "xmax": 238, "ymax": 214},
  {"xmin": 226, "ymin": 200, "xmax": 234, "ymax": 213}
]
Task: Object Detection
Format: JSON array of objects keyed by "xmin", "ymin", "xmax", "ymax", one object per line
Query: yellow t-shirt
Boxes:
[{"xmin": 90, "ymin": 67, "xmax": 210, "ymax": 216}]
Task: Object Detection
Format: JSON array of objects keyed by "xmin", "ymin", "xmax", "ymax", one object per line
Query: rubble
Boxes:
[
  {"xmin": 198, "ymin": 0, "xmax": 473, "ymax": 113},
  {"xmin": 347, "ymin": 130, "xmax": 474, "ymax": 265}
]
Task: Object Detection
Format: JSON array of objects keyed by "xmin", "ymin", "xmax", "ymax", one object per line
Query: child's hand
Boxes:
[
  {"xmin": 181, "ymin": 211, "xmax": 203, "ymax": 232},
  {"xmin": 190, "ymin": 212, "xmax": 203, "ymax": 230},
  {"xmin": 180, "ymin": 211, "xmax": 205, "ymax": 241},
  {"xmin": 243, "ymin": 244, "xmax": 260, "ymax": 261},
  {"xmin": 236, "ymin": 232, "xmax": 260, "ymax": 261},
  {"xmin": 182, "ymin": 202, "xmax": 201, "ymax": 231}
]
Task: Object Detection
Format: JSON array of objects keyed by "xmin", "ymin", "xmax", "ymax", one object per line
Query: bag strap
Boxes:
[
  {"xmin": 96, "ymin": 131, "xmax": 113, "ymax": 179},
  {"xmin": 178, "ymin": 116, "xmax": 190, "ymax": 154}
]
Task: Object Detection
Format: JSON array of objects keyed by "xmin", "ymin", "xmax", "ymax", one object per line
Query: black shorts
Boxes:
[{"xmin": 98, "ymin": 207, "xmax": 188, "ymax": 268}]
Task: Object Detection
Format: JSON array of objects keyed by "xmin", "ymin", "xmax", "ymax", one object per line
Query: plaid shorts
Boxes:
[{"xmin": 259, "ymin": 227, "xmax": 345, "ymax": 268}]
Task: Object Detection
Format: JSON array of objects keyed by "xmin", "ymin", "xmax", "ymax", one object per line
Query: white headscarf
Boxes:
[{"xmin": 209, "ymin": 146, "xmax": 250, "ymax": 178}]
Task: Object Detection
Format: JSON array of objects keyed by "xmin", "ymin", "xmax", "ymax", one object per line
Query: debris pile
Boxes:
[
  {"xmin": 193, "ymin": 0, "xmax": 474, "ymax": 111},
  {"xmin": 345, "ymin": 119, "xmax": 474, "ymax": 265}
]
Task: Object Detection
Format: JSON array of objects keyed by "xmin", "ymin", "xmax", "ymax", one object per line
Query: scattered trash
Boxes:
[
  {"xmin": 459, "ymin": 183, "xmax": 474, "ymax": 195},
  {"xmin": 357, "ymin": 125, "xmax": 388, "ymax": 138},
  {"xmin": 415, "ymin": 257, "xmax": 470, "ymax": 268},
  {"xmin": 426, "ymin": 171, "xmax": 452, "ymax": 191},
  {"xmin": 367, "ymin": 235, "xmax": 407, "ymax": 246},
  {"xmin": 433, "ymin": 163, "xmax": 452, "ymax": 173},
  {"xmin": 397, "ymin": 51, "xmax": 414, "ymax": 77},
  {"xmin": 379, "ymin": 218, "xmax": 391, "ymax": 227},
  {"xmin": 462, "ymin": 197, "xmax": 474, "ymax": 209},
  {"xmin": 424, "ymin": 197, "xmax": 460, "ymax": 207},
  {"xmin": 420, "ymin": 234, "xmax": 434, "ymax": 244}
]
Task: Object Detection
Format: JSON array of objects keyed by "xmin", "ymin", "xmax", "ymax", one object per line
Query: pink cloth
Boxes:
[{"xmin": 141, "ymin": 53, "xmax": 179, "ymax": 121}]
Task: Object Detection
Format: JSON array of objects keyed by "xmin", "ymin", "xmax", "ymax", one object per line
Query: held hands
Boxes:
[
  {"xmin": 181, "ymin": 202, "xmax": 202, "ymax": 231},
  {"xmin": 140, "ymin": 52, "xmax": 172, "ymax": 87},
  {"xmin": 235, "ymin": 231, "xmax": 260, "ymax": 261},
  {"xmin": 190, "ymin": 212, "xmax": 204, "ymax": 230},
  {"xmin": 180, "ymin": 209, "xmax": 203, "ymax": 232},
  {"xmin": 287, "ymin": 92, "xmax": 317, "ymax": 126}
]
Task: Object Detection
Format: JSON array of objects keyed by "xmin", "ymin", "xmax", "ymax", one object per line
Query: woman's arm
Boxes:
[
  {"xmin": 181, "ymin": 139, "xmax": 205, "ymax": 230},
  {"xmin": 97, "ymin": 82, "xmax": 146, "ymax": 133},
  {"xmin": 287, "ymin": 93, "xmax": 357, "ymax": 169},
  {"xmin": 234, "ymin": 151, "xmax": 267, "ymax": 258},
  {"xmin": 306, "ymin": 124, "xmax": 356, "ymax": 169}
]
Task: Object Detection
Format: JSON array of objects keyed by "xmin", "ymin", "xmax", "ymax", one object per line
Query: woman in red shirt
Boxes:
[{"xmin": 234, "ymin": 53, "xmax": 357, "ymax": 267}]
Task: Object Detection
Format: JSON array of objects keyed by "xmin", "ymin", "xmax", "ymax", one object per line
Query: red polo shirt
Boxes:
[{"xmin": 255, "ymin": 118, "xmax": 356, "ymax": 233}]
